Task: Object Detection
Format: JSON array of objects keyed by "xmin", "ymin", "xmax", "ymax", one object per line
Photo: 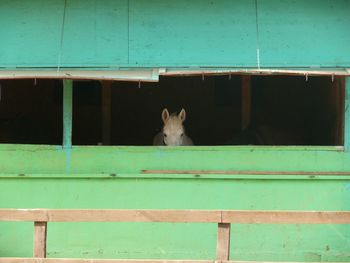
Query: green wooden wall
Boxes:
[
  {"xmin": 0, "ymin": 0, "xmax": 350, "ymax": 261},
  {"xmin": 0, "ymin": 0, "xmax": 349, "ymax": 68}
]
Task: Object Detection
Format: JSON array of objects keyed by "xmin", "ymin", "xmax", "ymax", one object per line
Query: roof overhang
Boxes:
[{"xmin": 0, "ymin": 68, "xmax": 349, "ymax": 82}]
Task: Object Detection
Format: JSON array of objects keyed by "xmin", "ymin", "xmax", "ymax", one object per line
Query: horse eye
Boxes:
[
  {"xmin": 181, "ymin": 133, "xmax": 184, "ymax": 137},
  {"xmin": 164, "ymin": 134, "xmax": 167, "ymax": 138}
]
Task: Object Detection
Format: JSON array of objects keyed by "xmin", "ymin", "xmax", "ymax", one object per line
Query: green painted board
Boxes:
[
  {"xmin": 129, "ymin": 0, "xmax": 258, "ymax": 67},
  {"xmin": 257, "ymin": 0, "xmax": 350, "ymax": 67},
  {"xmin": 0, "ymin": 178, "xmax": 349, "ymax": 260},
  {"xmin": 0, "ymin": 145, "xmax": 349, "ymax": 175}
]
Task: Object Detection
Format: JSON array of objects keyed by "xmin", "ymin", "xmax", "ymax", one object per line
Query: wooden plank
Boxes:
[
  {"xmin": 1, "ymin": 209, "xmax": 350, "ymax": 224},
  {"xmin": 216, "ymin": 223, "xmax": 231, "ymax": 260},
  {"xmin": 0, "ymin": 209, "xmax": 221, "ymax": 223},
  {"xmin": 345, "ymin": 77, "xmax": 350, "ymax": 151},
  {"xmin": 142, "ymin": 170, "xmax": 350, "ymax": 176},
  {"xmin": 0, "ymin": 259, "xmax": 214, "ymax": 263},
  {"xmin": 221, "ymin": 211, "xmax": 350, "ymax": 224},
  {"xmin": 0, "ymin": 70, "xmax": 160, "ymax": 82},
  {"xmin": 101, "ymin": 81, "xmax": 112, "ymax": 145},
  {"xmin": 33, "ymin": 222, "xmax": 47, "ymax": 258},
  {"xmin": 241, "ymin": 76, "xmax": 251, "ymax": 131},
  {"xmin": 161, "ymin": 69, "xmax": 350, "ymax": 77},
  {"xmin": 0, "ymin": 260, "xmax": 349, "ymax": 263},
  {"xmin": 63, "ymin": 80, "xmax": 73, "ymax": 148}
]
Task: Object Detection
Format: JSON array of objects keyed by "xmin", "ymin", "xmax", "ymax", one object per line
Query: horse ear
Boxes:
[
  {"xmin": 179, "ymin": 108, "xmax": 186, "ymax": 122},
  {"xmin": 162, "ymin": 108, "xmax": 170, "ymax": 123}
]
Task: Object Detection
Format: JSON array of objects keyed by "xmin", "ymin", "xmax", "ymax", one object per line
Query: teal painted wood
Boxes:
[
  {"xmin": 129, "ymin": 0, "xmax": 257, "ymax": 67},
  {"xmin": 63, "ymin": 80, "xmax": 72, "ymax": 148},
  {"xmin": 0, "ymin": 0, "xmax": 65, "ymax": 67},
  {"xmin": 345, "ymin": 77, "xmax": 350, "ymax": 151},
  {"xmin": 60, "ymin": 0, "xmax": 129, "ymax": 66},
  {"xmin": 257, "ymin": 0, "xmax": 350, "ymax": 67},
  {"xmin": 1, "ymin": 0, "xmax": 349, "ymax": 68}
]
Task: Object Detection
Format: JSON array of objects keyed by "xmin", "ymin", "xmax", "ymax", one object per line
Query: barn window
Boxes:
[{"xmin": 0, "ymin": 70, "xmax": 347, "ymax": 148}]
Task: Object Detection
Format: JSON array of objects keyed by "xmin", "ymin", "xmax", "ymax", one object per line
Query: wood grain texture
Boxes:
[
  {"xmin": 33, "ymin": 222, "xmax": 47, "ymax": 258},
  {"xmin": 1, "ymin": 209, "xmax": 349, "ymax": 224},
  {"xmin": 216, "ymin": 223, "xmax": 231, "ymax": 260}
]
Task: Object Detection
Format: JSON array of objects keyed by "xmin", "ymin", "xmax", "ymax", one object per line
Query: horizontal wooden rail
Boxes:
[
  {"xmin": 1, "ymin": 260, "xmax": 349, "ymax": 263},
  {"xmin": 0, "ymin": 209, "xmax": 349, "ymax": 263},
  {"xmin": 1, "ymin": 209, "xmax": 350, "ymax": 224}
]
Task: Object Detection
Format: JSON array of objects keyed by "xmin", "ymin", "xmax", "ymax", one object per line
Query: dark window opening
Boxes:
[
  {"xmin": 0, "ymin": 79, "xmax": 63, "ymax": 144},
  {"xmin": 73, "ymin": 75, "xmax": 344, "ymax": 146}
]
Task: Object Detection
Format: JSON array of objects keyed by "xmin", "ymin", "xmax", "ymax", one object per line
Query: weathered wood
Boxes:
[
  {"xmin": 101, "ymin": 81, "xmax": 112, "ymax": 145},
  {"xmin": 0, "ymin": 260, "xmax": 349, "ymax": 263},
  {"xmin": 330, "ymin": 78, "xmax": 345, "ymax": 146},
  {"xmin": 241, "ymin": 76, "xmax": 251, "ymax": 131},
  {"xmin": 142, "ymin": 170, "xmax": 350, "ymax": 176},
  {"xmin": 33, "ymin": 222, "xmax": 47, "ymax": 258},
  {"xmin": 1, "ymin": 209, "xmax": 349, "ymax": 224},
  {"xmin": 216, "ymin": 223, "xmax": 231, "ymax": 260},
  {"xmin": 63, "ymin": 80, "xmax": 73, "ymax": 148},
  {"xmin": 221, "ymin": 211, "xmax": 350, "ymax": 224},
  {"xmin": 0, "ymin": 259, "xmax": 214, "ymax": 263},
  {"xmin": 0, "ymin": 209, "xmax": 221, "ymax": 223}
]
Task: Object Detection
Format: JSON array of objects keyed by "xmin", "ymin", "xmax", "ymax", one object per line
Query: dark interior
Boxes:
[
  {"xmin": 0, "ymin": 75, "xmax": 344, "ymax": 146},
  {"xmin": 0, "ymin": 79, "xmax": 62, "ymax": 144}
]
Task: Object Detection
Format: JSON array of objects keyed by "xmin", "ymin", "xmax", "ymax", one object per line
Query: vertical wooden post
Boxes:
[
  {"xmin": 345, "ymin": 77, "xmax": 350, "ymax": 151},
  {"xmin": 101, "ymin": 81, "xmax": 112, "ymax": 145},
  {"xmin": 33, "ymin": 222, "xmax": 47, "ymax": 258},
  {"xmin": 241, "ymin": 76, "xmax": 251, "ymax": 131},
  {"xmin": 216, "ymin": 223, "xmax": 231, "ymax": 261},
  {"xmin": 63, "ymin": 79, "xmax": 73, "ymax": 148}
]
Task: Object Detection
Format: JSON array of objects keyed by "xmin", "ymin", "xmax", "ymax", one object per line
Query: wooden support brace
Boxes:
[
  {"xmin": 241, "ymin": 76, "xmax": 251, "ymax": 131},
  {"xmin": 216, "ymin": 223, "xmax": 231, "ymax": 261},
  {"xmin": 33, "ymin": 221, "xmax": 47, "ymax": 258},
  {"xmin": 101, "ymin": 81, "xmax": 112, "ymax": 145}
]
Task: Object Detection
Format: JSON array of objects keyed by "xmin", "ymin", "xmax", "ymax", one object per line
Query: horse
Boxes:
[{"xmin": 153, "ymin": 108, "xmax": 193, "ymax": 146}]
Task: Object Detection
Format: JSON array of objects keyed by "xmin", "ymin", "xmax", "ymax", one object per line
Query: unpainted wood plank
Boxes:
[
  {"xmin": 0, "ymin": 259, "xmax": 215, "ymax": 263},
  {"xmin": 216, "ymin": 223, "xmax": 231, "ymax": 260},
  {"xmin": 33, "ymin": 222, "xmax": 47, "ymax": 258},
  {"xmin": 221, "ymin": 211, "xmax": 350, "ymax": 224},
  {"xmin": 1, "ymin": 209, "xmax": 350, "ymax": 224},
  {"xmin": 241, "ymin": 76, "xmax": 251, "ymax": 131},
  {"xmin": 0, "ymin": 260, "xmax": 350, "ymax": 263},
  {"xmin": 0, "ymin": 209, "xmax": 221, "ymax": 223},
  {"xmin": 101, "ymin": 81, "xmax": 112, "ymax": 145}
]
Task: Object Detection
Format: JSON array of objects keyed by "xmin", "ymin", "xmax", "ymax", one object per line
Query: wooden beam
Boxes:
[
  {"xmin": 0, "ymin": 260, "xmax": 349, "ymax": 263},
  {"xmin": 33, "ymin": 222, "xmax": 47, "ymax": 258},
  {"xmin": 0, "ymin": 259, "xmax": 215, "ymax": 263},
  {"xmin": 101, "ymin": 81, "xmax": 112, "ymax": 145},
  {"xmin": 63, "ymin": 80, "xmax": 73, "ymax": 148},
  {"xmin": 216, "ymin": 223, "xmax": 231, "ymax": 260},
  {"xmin": 1, "ymin": 209, "xmax": 349, "ymax": 224},
  {"xmin": 0, "ymin": 209, "xmax": 221, "ymax": 223},
  {"xmin": 345, "ymin": 77, "xmax": 350, "ymax": 151},
  {"xmin": 241, "ymin": 76, "xmax": 251, "ymax": 131},
  {"xmin": 221, "ymin": 211, "xmax": 350, "ymax": 224}
]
